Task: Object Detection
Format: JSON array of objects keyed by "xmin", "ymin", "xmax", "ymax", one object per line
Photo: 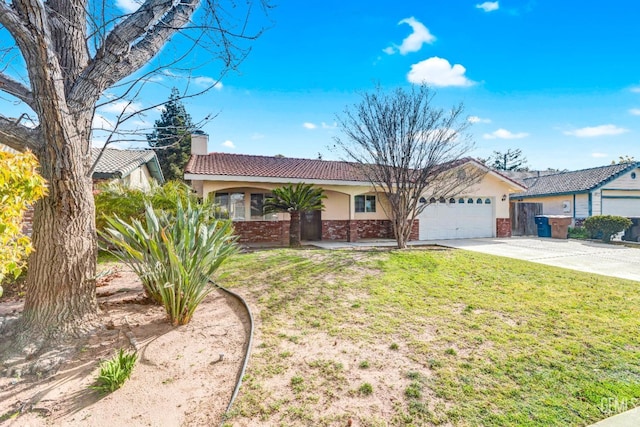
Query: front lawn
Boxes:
[{"xmin": 217, "ymin": 248, "xmax": 640, "ymax": 426}]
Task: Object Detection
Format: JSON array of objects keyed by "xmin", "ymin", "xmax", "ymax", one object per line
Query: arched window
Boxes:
[
  {"xmin": 458, "ymin": 198, "xmax": 465, "ymax": 204},
  {"xmin": 449, "ymin": 198, "xmax": 456, "ymax": 204},
  {"xmin": 477, "ymin": 198, "xmax": 483, "ymax": 204},
  {"xmin": 439, "ymin": 197, "xmax": 446, "ymax": 203},
  {"xmin": 468, "ymin": 198, "xmax": 474, "ymax": 204},
  {"xmin": 485, "ymin": 198, "xmax": 491, "ymax": 204},
  {"xmin": 429, "ymin": 197, "xmax": 437, "ymax": 204}
]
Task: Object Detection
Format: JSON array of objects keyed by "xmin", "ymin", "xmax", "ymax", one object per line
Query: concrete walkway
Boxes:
[{"xmin": 437, "ymin": 237, "xmax": 640, "ymax": 282}]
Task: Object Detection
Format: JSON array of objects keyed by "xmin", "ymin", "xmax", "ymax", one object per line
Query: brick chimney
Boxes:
[{"xmin": 191, "ymin": 130, "xmax": 208, "ymax": 155}]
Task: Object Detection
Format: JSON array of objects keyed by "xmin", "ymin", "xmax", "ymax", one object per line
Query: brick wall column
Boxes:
[
  {"xmin": 280, "ymin": 221, "xmax": 290, "ymax": 246},
  {"xmin": 496, "ymin": 218, "xmax": 511, "ymax": 238},
  {"xmin": 347, "ymin": 220, "xmax": 358, "ymax": 242}
]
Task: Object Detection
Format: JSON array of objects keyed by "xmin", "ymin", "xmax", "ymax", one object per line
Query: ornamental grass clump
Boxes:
[
  {"xmin": 92, "ymin": 349, "xmax": 138, "ymax": 394},
  {"xmin": 101, "ymin": 200, "xmax": 238, "ymax": 325}
]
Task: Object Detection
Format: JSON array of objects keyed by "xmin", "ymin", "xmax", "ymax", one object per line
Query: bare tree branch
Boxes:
[
  {"xmin": 0, "ymin": 114, "xmax": 40, "ymax": 152},
  {"xmin": 0, "ymin": 71, "xmax": 34, "ymax": 108}
]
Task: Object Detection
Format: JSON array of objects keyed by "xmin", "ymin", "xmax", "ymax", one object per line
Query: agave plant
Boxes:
[{"xmin": 101, "ymin": 200, "xmax": 238, "ymax": 325}]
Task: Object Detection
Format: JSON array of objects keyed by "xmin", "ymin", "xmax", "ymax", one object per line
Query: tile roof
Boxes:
[
  {"xmin": 185, "ymin": 152, "xmax": 527, "ymax": 191},
  {"xmin": 185, "ymin": 152, "xmax": 370, "ymax": 182},
  {"xmin": 514, "ymin": 163, "xmax": 639, "ymax": 197},
  {"xmin": 91, "ymin": 148, "xmax": 163, "ymax": 182}
]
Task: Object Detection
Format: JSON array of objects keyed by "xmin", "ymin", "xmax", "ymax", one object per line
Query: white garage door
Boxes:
[
  {"xmin": 418, "ymin": 197, "xmax": 495, "ymax": 240},
  {"xmin": 602, "ymin": 198, "xmax": 640, "ymax": 217}
]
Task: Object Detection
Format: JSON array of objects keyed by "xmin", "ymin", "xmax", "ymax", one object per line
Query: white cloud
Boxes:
[
  {"xmin": 385, "ymin": 17, "xmax": 436, "ymax": 55},
  {"xmin": 407, "ymin": 57, "xmax": 474, "ymax": 87},
  {"xmin": 591, "ymin": 152, "xmax": 608, "ymax": 158},
  {"xmin": 99, "ymin": 100, "xmax": 143, "ymax": 116},
  {"xmin": 468, "ymin": 115, "xmax": 491, "ymax": 124},
  {"xmin": 303, "ymin": 122, "xmax": 317, "ymax": 130},
  {"xmin": 321, "ymin": 122, "xmax": 338, "ymax": 129},
  {"xmin": 629, "ymin": 108, "xmax": 640, "ymax": 116},
  {"xmin": 221, "ymin": 140, "xmax": 235, "ymax": 148},
  {"xmin": 476, "ymin": 1, "xmax": 499, "ymax": 12},
  {"xmin": 483, "ymin": 128, "xmax": 529, "ymax": 139},
  {"xmin": 563, "ymin": 124, "xmax": 629, "ymax": 137},
  {"xmin": 194, "ymin": 76, "xmax": 223, "ymax": 89},
  {"xmin": 92, "ymin": 114, "xmax": 114, "ymax": 131},
  {"xmin": 631, "ymin": 87, "xmax": 640, "ymax": 93},
  {"xmin": 116, "ymin": 0, "xmax": 140, "ymax": 13},
  {"xmin": 251, "ymin": 132, "xmax": 265, "ymax": 140}
]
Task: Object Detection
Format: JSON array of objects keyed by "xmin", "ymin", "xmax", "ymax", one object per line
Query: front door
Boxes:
[{"xmin": 301, "ymin": 210, "xmax": 322, "ymax": 241}]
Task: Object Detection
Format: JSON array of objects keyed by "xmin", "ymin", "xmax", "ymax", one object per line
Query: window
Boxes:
[
  {"xmin": 429, "ymin": 197, "xmax": 437, "ymax": 204},
  {"xmin": 632, "ymin": 172, "xmax": 637, "ymax": 179},
  {"xmin": 449, "ymin": 198, "xmax": 456, "ymax": 204},
  {"xmin": 467, "ymin": 198, "xmax": 474, "ymax": 204},
  {"xmin": 439, "ymin": 197, "xmax": 446, "ymax": 203},
  {"xmin": 355, "ymin": 195, "xmax": 376, "ymax": 213},
  {"xmin": 477, "ymin": 198, "xmax": 483, "ymax": 204},
  {"xmin": 251, "ymin": 193, "xmax": 278, "ymax": 220},
  {"xmin": 214, "ymin": 192, "xmax": 245, "ymax": 220},
  {"xmin": 485, "ymin": 198, "xmax": 491, "ymax": 204},
  {"xmin": 458, "ymin": 198, "xmax": 465, "ymax": 204}
]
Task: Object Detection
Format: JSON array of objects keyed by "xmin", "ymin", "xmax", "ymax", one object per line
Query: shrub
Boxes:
[
  {"xmin": 0, "ymin": 150, "xmax": 47, "ymax": 297},
  {"xmin": 94, "ymin": 180, "xmax": 210, "ymax": 234},
  {"xmin": 100, "ymin": 200, "xmax": 238, "ymax": 325},
  {"xmin": 568, "ymin": 226, "xmax": 590, "ymax": 240},
  {"xmin": 92, "ymin": 349, "xmax": 138, "ymax": 393},
  {"xmin": 584, "ymin": 215, "xmax": 632, "ymax": 243}
]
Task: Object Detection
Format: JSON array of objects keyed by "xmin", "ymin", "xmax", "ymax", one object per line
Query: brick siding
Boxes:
[
  {"xmin": 496, "ymin": 218, "xmax": 511, "ymax": 238},
  {"xmin": 232, "ymin": 220, "xmax": 289, "ymax": 245}
]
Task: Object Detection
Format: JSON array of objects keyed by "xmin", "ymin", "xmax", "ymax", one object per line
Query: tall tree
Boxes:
[
  {"xmin": 263, "ymin": 183, "xmax": 326, "ymax": 248},
  {"xmin": 335, "ymin": 85, "xmax": 483, "ymax": 249},
  {"xmin": 148, "ymin": 88, "xmax": 193, "ymax": 181},
  {"xmin": 481, "ymin": 149, "xmax": 529, "ymax": 171},
  {"xmin": 0, "ymin": 1, "xmax": 267, "ymax": 348}
]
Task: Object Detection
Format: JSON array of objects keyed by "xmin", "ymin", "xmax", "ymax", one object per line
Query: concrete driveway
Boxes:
[{"xmin": 438, "ymin": 237, "xmax": 640, "ymax": 282}]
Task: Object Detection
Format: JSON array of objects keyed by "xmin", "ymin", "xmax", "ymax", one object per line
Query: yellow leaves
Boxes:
[{"xmin": 0, "ymin": 150, "xmax": 47, "ymax": 290}]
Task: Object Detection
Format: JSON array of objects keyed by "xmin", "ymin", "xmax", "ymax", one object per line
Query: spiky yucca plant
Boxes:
[{"xmin": 101, "ymin": 200, "xmax": 237, "ymax": 325}]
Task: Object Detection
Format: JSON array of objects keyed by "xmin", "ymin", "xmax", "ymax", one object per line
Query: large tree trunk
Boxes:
[
  {"xmin": 289, "ymin": 211, "xmax": 301, "ymax": 248},
  {"xmin": 19, "ymin": 132, "xmax": 98, "ymax": 345}
]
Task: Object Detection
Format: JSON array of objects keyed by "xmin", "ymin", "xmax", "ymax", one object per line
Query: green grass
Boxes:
[{"xmin": 218, "ymin": 248, "xmax": 640, "ymax": 426}]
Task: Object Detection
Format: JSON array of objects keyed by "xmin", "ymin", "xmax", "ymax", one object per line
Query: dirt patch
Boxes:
[{"xmin": 0, "ymin": 267, "xmax": 249, "ymax": 426}]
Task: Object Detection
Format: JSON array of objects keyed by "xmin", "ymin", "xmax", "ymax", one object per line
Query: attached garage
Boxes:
[
  {"xmin": 602, "ymin": 197, "xmax": 640, "ymax": 217},
  {"xmin": 418, "ymin": 197, "xmax": 495, "ymax": 240}
]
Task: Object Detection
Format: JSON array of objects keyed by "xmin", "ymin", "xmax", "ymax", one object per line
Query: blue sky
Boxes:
[
  {"xmin": 188, "ymin": 0, "xmax": 640, "ymax": 170},
  {"xmin": 5, "ymin": 1, "xmax": 640, "ymax": 170}
]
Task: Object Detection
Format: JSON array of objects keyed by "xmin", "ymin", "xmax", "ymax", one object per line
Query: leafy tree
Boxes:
[
  {"xmin": 0, "ymin": 1, "xmax": 267, "ymax": 346},
  {"xmin": 334, "ymin": 85, "xmax": 483, "ymax": 249},
  {"xmin": 0, "ymin": 151, "xmax": 47, "ymax": 297},
  {"xmin": 611, "ymin": 155, "xmax": 636, "ymax": 164},
  {"xmin": 147, "ymin": 88, "xmax": 194, "ymax": 181},
  {"xmin": 263, "ymin": 183, "xmax": 326, "ymax": 248},
  {"xmin": 481, "ymin": 149, "xmax": 529, "ymax": 171}
]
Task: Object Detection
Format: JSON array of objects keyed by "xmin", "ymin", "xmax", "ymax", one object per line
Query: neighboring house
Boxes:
[
  {"xmin": 184, "ymin": 133, "xmax": 525, "ymax": 244},
  {"xmin": 91, "ymin": 147, "xmax": 164, "ymax": 190},
  {"xmin": 1, "ymin": 144, "xmax": 164, "ymax": 235},
  {"xmin": 510, "ymin": 162, "xmax": 640, "ymax": 224}
]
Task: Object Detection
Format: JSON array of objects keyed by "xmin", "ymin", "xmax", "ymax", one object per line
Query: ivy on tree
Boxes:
[{"xmin": 148, "ymin": 88, "xmax": 194, "ymax": 181}]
